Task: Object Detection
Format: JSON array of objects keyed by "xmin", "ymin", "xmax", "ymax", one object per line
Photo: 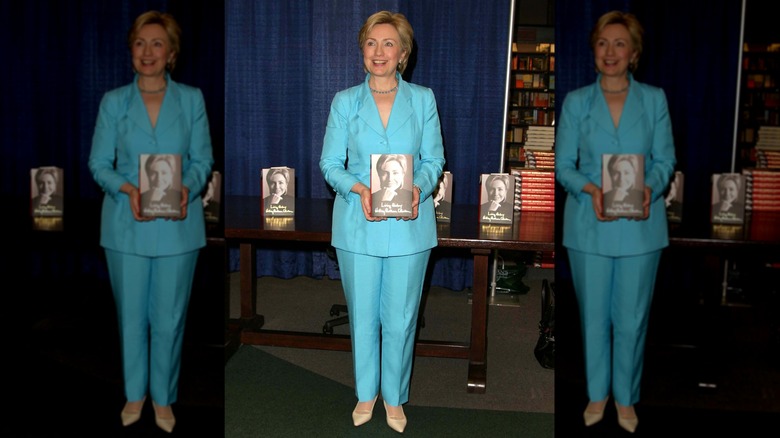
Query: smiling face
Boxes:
[
  {"xmin": 269, "ymin": 173, "xmax": 287, "ymax": 196},
  {"xmin": 488, "ymin": 179, "xmax": 507, "ymax": 203},
  {"xmin": 594, "ymin": 23, "xmax": 636, "ymax": 78},
  {"xmin": 131, "ymin": 23, "xmax": 174, "ymax": 79},
  {"xmin": 720, "ymin": 179, "xmax": 739, "ymax": 203},
  {"xmin": 37, "ymin": 173, "xmax": 57, "ymax": 196},
  {"xmin": 379, "ymin": 159, "xmax": 405, "ymax": 191},
  {"xmin": 362, "ymin": 23, "xmax": 406, "ymax": 80},
  {"xmin": 148, "ymin": 159, "xmax": 173, "ymax": 191},
  {"xmin": 611, "ymin": 159, "xmax": 636, "ymax": 190}
]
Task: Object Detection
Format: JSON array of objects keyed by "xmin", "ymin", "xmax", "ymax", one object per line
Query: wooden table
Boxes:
[{"xmin": 225, "ymin": 195, "xmax": 554, "ymax": 393}]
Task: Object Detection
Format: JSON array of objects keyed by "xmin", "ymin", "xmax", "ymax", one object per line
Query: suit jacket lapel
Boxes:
[
  {"xmin": 155, "ymin": 81, "xmax": 183, "ymax": 137},
  {"xmin": 587, "ymin": 78, "xmax": 645, "ymax": 137},
  {"xmin": 357, "ymin": 83, "xmax": 387, "ymax": 137},
  {"xmin": 386, "ymin": 81, "xmax": 413, "ymax": 138},
  {"xmin": 617, "ymin": 84, "xmax": 644, "ymax": 136},
  {"xmin": 127, "ymin": 88, "xmax": 154, "ymax": 137},
  {"xmin": 588, "ymin": 83, "xmax": 616, "ymax": 135}
]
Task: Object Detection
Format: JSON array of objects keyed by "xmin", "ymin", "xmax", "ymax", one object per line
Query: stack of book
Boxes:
[
  {"xmin": 524, "ymin": 125, "xmax": 555, "ymax": 151},
  {"xmin": 755, "ymin": 125, "xmax": 780, "ymax": 151},
  {"xmin": 509, "ymin": 167, "xmax": 555, "ymax": 212},
  {"xmin": 524, "ymin": 149, "xmax": 555, "ymax": 170},
  {"xmin": 744, "ymin": 168, "xmax": 780, "ymax": 212},
  {"xmin": 756, "ymin": 149, "xmax": 780, "ymax": 169}
]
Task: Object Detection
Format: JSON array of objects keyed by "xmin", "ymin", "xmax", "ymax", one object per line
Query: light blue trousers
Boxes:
[
  {"xmin": 335, "ymin": 248, "xmax": 431, "ymax": 406},
  {"xmin": 567, "ymin": 249, "xmax": 661, "ymax": 406},
  {"xmin": 105, "ymin": 249, "xmax": 199, "ymax": 406}
]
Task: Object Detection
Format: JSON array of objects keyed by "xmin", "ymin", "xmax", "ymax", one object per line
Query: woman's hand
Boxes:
[
  {"xmin": 353, "ymin": 182, "xmax": 385, "ymax": 222},
  {"xmin": 121, "ymin": 183, "xmax": 152, "ymax": 222},
  {"xmin": 172, "ymin": 186, "xmax": 189, "ymax": 221},
  {"xmin": 583, "ymin": 182, "xmax": 615, "ymax": 222},
  {"xmin": 636, "ymin": 186, "xmax": 651, "ymax": 220},
  {"xmin": 400, "ymin": 186, "xmax": 420, "ymax": 221}
]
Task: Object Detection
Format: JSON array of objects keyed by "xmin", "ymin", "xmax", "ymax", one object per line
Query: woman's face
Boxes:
[
  {"xmin": 131, "ymin": 23, "xmax": 173, "ymax": 79},
  {"xmin": 720, "ymin": 180, "xmax": 738, "ymax": 203},
  {"xmin": 38, "ymin": 174, "xmax": 56, "ymax": 196},
  {"xmin": 611, "ymin": 159, "xmax": 636, "ymax": 190},
  {"xmin": 594, "ymin": 23, "xmax": 636, "ymax": 78},
  {"xmin": 148, "ymin": 160, "xmax": 173, "ymax": 191},
  {"xmin": 488, "ymin": 179, "xmax": 507, "ymax": 203},
  {"xmin": 269, "ymin": 173, "xmax": 287, "ymax": 196},
  {"xmin": 363, "ymin": 23, "xmax": 405, "ymax": 80},
  {"xmin": 379, "ymin": 159, "xmax": 405, "ymax": 191}
]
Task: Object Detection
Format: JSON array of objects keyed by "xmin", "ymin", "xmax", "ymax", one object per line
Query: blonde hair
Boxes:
[
  {"xmin": 358, "ymin": 11, "xmax": 413, "ymax": 74},
  {"xmin": 590, "ymin": 10, "xmax": 644, "ymax": 72},
  {"xmin": 128, "ymin": 10, "xmax": 182, "ymax": 71}
]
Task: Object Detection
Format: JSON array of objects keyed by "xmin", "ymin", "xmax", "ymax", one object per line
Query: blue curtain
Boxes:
[
  {"xmin": 2, "ymin": 0, "xmax": 225, "ymax": 280},
  {"xmin": 555, "ymin": 0, "xmax": 742, "ymax": 280},
  {"xmin": 225, "ymin": 0, "xmax": 512, "ymax": 290}
]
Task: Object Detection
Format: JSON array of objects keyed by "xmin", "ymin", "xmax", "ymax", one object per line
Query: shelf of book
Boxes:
[{"xmin": 737, "ymin": 49, "xmax": 780, "ymax": 168}]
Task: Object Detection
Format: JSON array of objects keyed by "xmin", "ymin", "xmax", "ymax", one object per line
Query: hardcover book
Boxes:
[
  {"xmin": 371, "ymin": 154, "xmax": 414, "ymax": 218},
  {"xmin": 433, "ymin": 171, "xmax": 452, "ymax": 223},
  {"xmin": 665, "ymin": 171, "xmax": 684, "ymax": 223},
  {"xmin": 602, "ymin": 154, "xmax": 645, "ymax": 218},
  {"xmin": 480, "ymin": 173, "xmax": 515, "ymax": 224},
  {"xmin": 202, "ymin": 171, "xmax": 221, "ymax": 223},
  {"xmin": 139, "ymin": 154, "xmax": 182, "ymax": 218},
  {"xmin": 711, "ymin": 173, "xmax": 745, "ymax": 224},
  {"xmin": 30, "ymin": 166, "xmax": 64, "ymax": 217},
  {"xmin": 262, "ymin": 167, "xmax": 295, "ymax": 217}
]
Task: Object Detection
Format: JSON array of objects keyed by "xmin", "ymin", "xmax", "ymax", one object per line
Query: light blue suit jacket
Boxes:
[
  {"xmin": 556, "ymin": 75, "xmax": 676, "ymax": 257},
  {"xmin": 88, "ymin": 75, "xmax": 214, "ymax": 257},
  {"xmin": 320, "ymin": 74, "xmax": 445, "ymax": 257}
]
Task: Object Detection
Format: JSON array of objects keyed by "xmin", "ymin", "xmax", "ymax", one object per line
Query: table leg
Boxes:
[
  {"xmin": 239, "ymin": 242, "xmax": 263, "ymax": 330},
  {"xmin": 467, "ymin": 248, "xmax": 490, "ymax": 393}
]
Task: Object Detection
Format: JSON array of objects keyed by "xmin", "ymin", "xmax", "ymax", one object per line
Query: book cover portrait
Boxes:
[
  {"xmin": 262, "ymin": 167, "xmax": 295, "ymax": 217},
  {"xmin": 139, "ymin": 154, "xmax": 182, "ymax": 218},
  {"xmin": 602, "ymin": 153, "xmax": 645, "ymax": 218},
  {"xmin": 203, "ymin": 170, "xmax": 222, "ymax": 223},
  {"xmin": 433, "ymin": 171, "xmax": 452, "ymax": 222},
  {"xmin": 665, "ymin": 171, "xmax": 684, "ymax": 222},
  {"xmin": 30, "ymin": 166, "xmax": 64, "ymax": 217},
  {"xmin": 711, "ymin": 173, "xmax": 745, "ymax": 224},
  {"xmin": 371, "ymin": 154, "xmax": 413, "ymax": 217},
  {"xmin": 480, "ymin": 173, "xmax": 515, "ymax": 224}
]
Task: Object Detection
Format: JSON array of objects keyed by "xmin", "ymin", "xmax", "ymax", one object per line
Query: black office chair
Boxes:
[
  {"xmin": 323, "ymin": 303, "xmax": 348, "ymax": 334},
  {"xmin": 322, "ymin": 246, "xmax": 426, "ymax": 334}
]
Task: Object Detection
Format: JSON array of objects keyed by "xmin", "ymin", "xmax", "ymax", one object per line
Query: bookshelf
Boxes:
[
  {"xmin": 506, "ymin": 47, "xmax": 555, "ymax": 169},
  {"xmin": 737, "ymin": 46, "xmax": 780, "ymax": 168}
]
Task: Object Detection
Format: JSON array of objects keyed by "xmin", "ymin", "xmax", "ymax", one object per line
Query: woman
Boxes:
[
  {"xmin": 141, "ymin": 154, "xmax": 182, "ymax": 217},
  {"xmin": 555, "ymin": 11, "xmax": 675, "ymax": 433},
  {"xmin": 480, "ymin": 174, "xmax": 513, "ymax": 222},
  {"xmin": 88, "ymin": 10, "xmax": 213, "ymax": 433},
  {"xmin": 31, "ymin": 167, "xmax": 64, "ymax": 215},
  {"xmin": 319, "ymin": 11, "xmax": 444, "ymax": 433}
]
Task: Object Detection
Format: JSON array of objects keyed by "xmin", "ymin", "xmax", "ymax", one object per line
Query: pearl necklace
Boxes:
[
  {"xmin": 370, "ymin": 81, "xmax": 398, "ymax": 94},
  {"xmin": 601, "ymin": 84, "xmax": 629, "ymax": 94},
  {"xmin": 139, "ymin": 82, "xmax": 167, "ymax": 94}
]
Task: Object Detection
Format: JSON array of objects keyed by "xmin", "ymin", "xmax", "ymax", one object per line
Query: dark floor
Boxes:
[
  {"xmin": 7, "ymin": 246, "xmax": 226, "ymax": 437},
  {"xmin": 554, "ymin": 252, "xmax": 780, "ymax": 436}
]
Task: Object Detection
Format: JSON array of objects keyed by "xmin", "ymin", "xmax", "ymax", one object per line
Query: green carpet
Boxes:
[{"xmin": 225, "ymin": 345, "xmax": 553, "ymax": 437}]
